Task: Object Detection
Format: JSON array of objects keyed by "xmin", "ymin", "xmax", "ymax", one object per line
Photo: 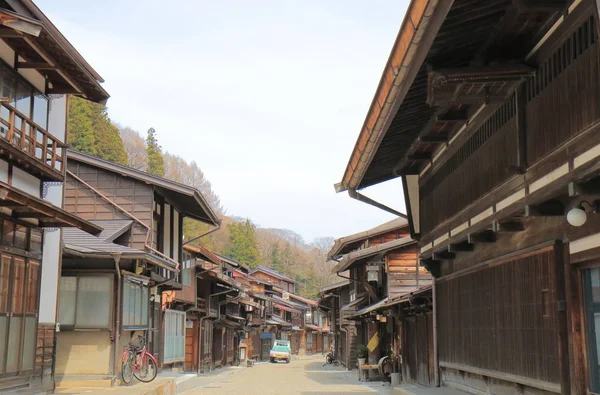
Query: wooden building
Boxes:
[
  {"xmin": 0, "ymin": 2, "xmax": 109, "ymax": 393},
  {"xmin": 329, "ymin": 218, "xmax": 430, "ymax": 369},
  {"xmin": 319, "ymin": 280, "xmax": 351, "ymax": 367},
  {"xmin": 336, "ymin": 0, "xmax": 600, "ymax": 393},
  {"xmin": 56, "ymin": 151, "xmax": 219, "ymax": 385}
]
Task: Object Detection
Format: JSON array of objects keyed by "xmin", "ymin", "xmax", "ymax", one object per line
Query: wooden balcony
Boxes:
[{"xmin": 0, "ymin": 102, "xmax": 65, "ymax": 181}]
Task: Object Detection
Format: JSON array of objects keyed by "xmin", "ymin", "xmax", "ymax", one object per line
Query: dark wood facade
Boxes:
[{"xmin": 337, "ymin": 0, "xmax": 600, "ymax": 393}]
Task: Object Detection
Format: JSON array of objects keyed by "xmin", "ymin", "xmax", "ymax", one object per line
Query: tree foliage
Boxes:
[
  {"xmin": 224, "ymin": 219, "xmax": 260, "ymax": 268},
  {"xmin": 145, "ymin": 127, "xmax": 165, "ymax": 176},
  {"xmin": 119, "ymin": 125, "xmax": 147, "ymax": 170},
  {"xmin": 68, "ymin": 96, "xmax": 127, "ymax": 164}
]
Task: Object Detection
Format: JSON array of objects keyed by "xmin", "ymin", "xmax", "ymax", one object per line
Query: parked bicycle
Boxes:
[
  {"xmin": 323, "ymin": 349, "xmax": 339, "ymax": 366},
  {"xmin": 121, "ymin": 335, "xmax": 158, "ymax": 384}
]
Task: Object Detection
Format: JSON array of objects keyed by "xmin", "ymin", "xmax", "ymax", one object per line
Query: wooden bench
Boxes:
[{"xmin": 358, "ymin": 364, "xmax": 379, "ymax": 381}]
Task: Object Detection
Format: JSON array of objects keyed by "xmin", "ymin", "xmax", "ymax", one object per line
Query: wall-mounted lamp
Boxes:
[{"xmin": 567, "ymin": 200, "xmax": 600, "ymax": 227}]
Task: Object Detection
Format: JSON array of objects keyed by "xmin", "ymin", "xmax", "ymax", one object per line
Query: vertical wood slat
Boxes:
[
  {"xmin": 527, "ymin": 16, "xmax": 600, "ymax": 165},
  {"xmin": 421, "ymin": 96, "xmax": 519, "ymax": 234},
  {"xmin": 437, "ymin": 247, "xmax": 560, "ymax": 384}
]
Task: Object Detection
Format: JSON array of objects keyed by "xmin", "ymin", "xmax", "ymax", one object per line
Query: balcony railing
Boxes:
[{"xmin": 0, "ymin": 102, "xmax": 65, "ymax": 180}]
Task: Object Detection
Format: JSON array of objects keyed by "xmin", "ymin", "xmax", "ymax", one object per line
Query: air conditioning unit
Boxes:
[{"xmin": 282, "ymin": 292, "xmax": 290, "ymax": 300}]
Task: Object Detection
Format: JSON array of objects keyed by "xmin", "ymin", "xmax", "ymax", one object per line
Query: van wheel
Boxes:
[
  {"xmin": 270, "ymin": 358, "xmax": 274, "ymax": 363},
  {"xmin": 286, "ymin": 359, "xmax": 290, "ymax": 364}
]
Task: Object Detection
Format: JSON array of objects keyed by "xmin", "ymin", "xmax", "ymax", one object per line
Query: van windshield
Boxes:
[{"xmin": 275, "ymin": 341, "xmax": 289, "ymax": 347}]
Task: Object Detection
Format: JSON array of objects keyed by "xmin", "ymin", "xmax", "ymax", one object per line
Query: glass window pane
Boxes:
[
  {"xmin": 22, "ymin": 317, "xmax": 36, "ymax": 371},
  {"xmin": 135, "ymin": 285, "xmax": 142, "ymax": 326},
  {"xmin": 2, "ymin": 221, "xmax": 14, "ymax": 247},
  {"xmin": 12, "ymin": 259, "xmax": 25, "ymax": 314},
  {"xmin": 6, "ymin": 317, "xmax": 21, "ymax": 373},
  {"xmin": 0, "ymin": 256, "xmax": 10, "ymax": 313},
  {"xmin": 122, "ymin": 281, "xmax": 130, "ymax": 327},
  {"xmin": 592, "ymin": 268, "xmax": 600, "ymax": 303},
  {"xmin": 14, "ymin": 225, "xmax": 27, "ymax": 250},
  {"xmin": 142, "ymin": 287, "xmax": 148, "ymax": 326},
  {"xmin": 26, "ymin": 261, "xmax": 39, "ymax": 313},
  {"xmin": 75, "ymin": 277, "xmax": 111, "ymax": 328},
  {"xmin": 32, "ymin": 93, "xmax": 48, "ymax": 129},
  {"xmin": 0, "ymin": 316, "xmax": 6, "ymax": 373},
  {"xmin": 30, "ymin": 228, "xmax": 42, "ymax": 253},
  {"xmin": 58, "ymin": 277, "xmax": 76, "ymax": 326},
  {"xmin": 0, "ymin": 65, "xmax": 16, "ymax": 106},
  {"xmin": 130, "ymin": 283, "xmax": 137, "ymax": 326},
  {"xmin": 15, "ymin": 80, "xmax": 31, "ymax": 118}
]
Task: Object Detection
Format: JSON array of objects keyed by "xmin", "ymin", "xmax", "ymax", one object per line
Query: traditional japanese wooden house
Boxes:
[
  {"xmin": 0, "ymin": 2, "xmax": 109, "ymax": 392},
  {"xmin": 336, "ymin": 0, "xmax": 600, "ymax": 393},
  {"xmin": 319, "ymin": 280, "xmax": 351, "ymax": 367},
  {"xmin": 330, "ymin": 218, "xmax": 430, "ymax": 369},
  {"xmin": 56, "ymin": 151, "xmax": 219, "ymax": 384}
]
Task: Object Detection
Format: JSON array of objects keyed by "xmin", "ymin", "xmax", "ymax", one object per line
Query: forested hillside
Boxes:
[{"xmin": 67, "ymin": 98, "xmax": 338, "ymax": 298}]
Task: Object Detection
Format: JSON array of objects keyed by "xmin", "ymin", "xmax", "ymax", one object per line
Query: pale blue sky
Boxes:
[{"xmin": 38, "ymin": 0, "xmax": 410, "ymax": 242}]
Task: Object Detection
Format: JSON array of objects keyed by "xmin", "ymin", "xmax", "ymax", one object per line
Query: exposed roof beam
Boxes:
[
  {"xmin": 0, "ymin": 27, "xmax": 22, "ymax": 37},
  {"xmin": 17, "ymin": 61, "xmax": 55, "ymax": 70},
  {"xmin": 432, "ymin": 250, "xmax": 455, "ymax": 260},
  {"xmin": 448, "ymin": 241, "xmax": 474, "ymax": 253},
  {"xmin": 492, "ymin": 220, "xmax": 524, "ymax": 232},
  {"xmin": 525, "ymin": 200, "xmax": 564, "ymax": 217},
  {"xmin": 22, "ymin": 36, "xmax": 85, "ymax": 95},
  {"xmin": 420, "ymin": 134, "xmax": 449, "ymax": 144},
  {"xmin": 468, "ymin": 230, "xmax": 497, "ymax": 244}
]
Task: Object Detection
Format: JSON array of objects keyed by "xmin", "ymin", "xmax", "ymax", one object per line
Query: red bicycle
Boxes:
[{"xmin": 121, "ymin": 335, "xmax": 158, "ymax": 384}]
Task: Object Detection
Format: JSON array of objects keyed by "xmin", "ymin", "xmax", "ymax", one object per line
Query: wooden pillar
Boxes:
[
  {"xmin": 565, "ymin": 245, "xmax": 587, "ymax": 394},
  {"xmin": 432, "ymin": 279, "xmax": 440, "ymax": 387},
  {"xmin": 554, "ymin": 242, "xmax": 571, "ymax": 395},
  {"xmin": 367, "ymin": 321, "xmax": 380, "ymax": 364},
  {"xmin": 299, "ymin": 329, "xmax": 306, "ymax": 356}
]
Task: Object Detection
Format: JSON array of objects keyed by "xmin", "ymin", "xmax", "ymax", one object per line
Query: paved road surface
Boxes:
[{"xmin": 182, "ymin": 357, "xmax": 390, "ymax": 395}]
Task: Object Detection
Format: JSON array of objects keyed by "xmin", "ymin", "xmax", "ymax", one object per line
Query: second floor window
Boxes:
[
  {"xmin": 122, "ymin": 279, "xmax": 149, "ymax": 329},
  {"xmin": 0, "ymin": 62, "xmax": 48, "ymax": 129},
  {"xmin": 305, "ymin": 310, "xmax": 312, "ymax": 324}
]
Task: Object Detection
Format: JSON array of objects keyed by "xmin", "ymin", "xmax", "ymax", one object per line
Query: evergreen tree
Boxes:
[
  {"xmin": 224, "ymin": 219, "xmax": 260, "ymax": 268},
  {"xmin": 270, "ymin": 243, "xmax": 283, "ymax": 272},
  {"xmin": 68, "ymin": 96, "xmax": 127, "ymax": 164},
  {"xmin": 146, "ymin": 127, "xmax": 165, "ymax": 176}
]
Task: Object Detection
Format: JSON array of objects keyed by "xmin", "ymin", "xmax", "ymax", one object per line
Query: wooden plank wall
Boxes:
[
  {"xmin": 437, "ymin": 248, "xmax": 560, "ymax": 384},
  {"xmin": 526, "ymin": 14, "xmax": 599, "ymax": 165},
  {"xmin": 420, "ymin": 96, "xmax": 519, "ymax": 234},
  {"xmin": 35, "ymin": 323, "xmax": 54, "ymax": 385},
  {"xmin": 367, "ymin": 228, "xmax": 410, "ymax": 247},
  {"xmin": 387, "ymin": 246, "xmax": 431, "ymax": 296},
  {"xmin": 65, "ymin": 162, "xmax": 152, "ymax": 250}
]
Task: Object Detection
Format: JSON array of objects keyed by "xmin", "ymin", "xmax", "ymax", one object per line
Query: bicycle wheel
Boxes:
[
  {"xmin": 326, "ymin": 354, "xmax": 333, "ymax": 364},
  {"xmin": 133, "ymin": 353, "xmax": 158, "ymax": 383},
  {"xmin": 121, "ymin": 350, "xmax": 135, "ymax": 384}
]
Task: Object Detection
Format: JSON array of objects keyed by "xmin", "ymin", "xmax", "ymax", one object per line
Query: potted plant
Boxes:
[{"xmin": 356, "ymin": 344, "xmax": 368, "ymax": 368}]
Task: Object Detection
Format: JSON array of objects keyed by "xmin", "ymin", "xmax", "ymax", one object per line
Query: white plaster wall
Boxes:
[
  {"xmin": 12, "ymin": 167, "xmax": 40, "ymax": 197},
  {"xmin": 0, "ymin": 159, "xmax": 8, "ymax": 183},
  {"xmin": 38, "ymin": 95, "xmax": 67, "ymax": 324},
  {"xmin": 39, "ymin": 182, "xmax": 63, "ymax": 324},
  {"xmin": 47, "ymin": 95, "xmax": 67, "ymax": 143},
  {"xmin": 173, "ymin": 210, "xmax": 179, "ymax": 260},
  {"xmin": 163, "ymin": 204, "xmax": 171, "ymax": 257}
]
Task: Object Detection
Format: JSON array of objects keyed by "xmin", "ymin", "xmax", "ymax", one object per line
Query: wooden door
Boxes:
[{"xmin": 185, "ymin": 320, "xmax": 198, "ymax": 372}]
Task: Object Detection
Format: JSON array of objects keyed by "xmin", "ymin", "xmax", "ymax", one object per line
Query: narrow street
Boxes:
[{"xmin": 182, "ymin": 357, "xmax": 391, "ymax": 395}]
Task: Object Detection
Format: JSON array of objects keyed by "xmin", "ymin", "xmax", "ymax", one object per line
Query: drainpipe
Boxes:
[
  {"xmin": 432, "ymin": 278, "xmax": 439, "ymax": 387},
  {"xmin": 183, "ymin": 225, "xmax": 221, "ymax": 246},
  {"xmin": 67, "ymin": 170, "xmax": 182, "ymax": 270},
  {"xmin": 111, "ymin": 253, "xmax": 122, "ymax": 384},
  {"xmin": 347, "ymin": 189, "xmax": 407, "ymax": 218}
]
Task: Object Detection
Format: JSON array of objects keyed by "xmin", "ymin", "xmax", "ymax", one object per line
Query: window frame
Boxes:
[
  {"xmin": 122, "ymin": 277, "xmax": 149, "ymax": 330},
  {"xmin": 585, "ymin": 267, "xmax": 600, "ymax": 392},
  {"xmin": 58, "ymin": 274, "xmax": 113, "ymax": 331},
  {"xmin": 0, "ymin": 252, "xmax": 40, "ymax": 377}
]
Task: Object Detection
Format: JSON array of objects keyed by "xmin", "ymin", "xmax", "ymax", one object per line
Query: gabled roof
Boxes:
[
  {"xmin": 318, "ymin": 280, "xmax": 350, "ymax": 294},
  {"xmin": 68, "ymin": 150, "xmax": 220, "ymax": 226},
  {"xmin": 337, "ymin": 0, "xmax": 564, "ymax": 191},
  {"xmin": 333, "ymin": 236, "xmax": 415, "ymax": 273},
  {"xmin": 63, "ymin": 220, "xmax": 176, "ymax": 271},
  {"xmin": 1, "ymin": 1, "xmax": 109, "ymax": 102},
  {"xmin": 250, "ymin": 266, "xmax": 297, "ymax": 284},
  {"xmin": 288, "ymin": 293, "xmax": 318, "ymax": 307},
  {"xmin": 328, "ymin": 217, "xmax": 409, "ymax": 260}
]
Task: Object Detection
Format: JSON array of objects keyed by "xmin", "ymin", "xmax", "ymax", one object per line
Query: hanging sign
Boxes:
[{"xmin": 367, "ymin": 332, "xmax": 380, "ymax": 353}]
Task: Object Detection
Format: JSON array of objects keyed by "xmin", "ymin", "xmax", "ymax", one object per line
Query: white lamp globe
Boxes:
[{"xmin": 567, "ymin": 207, "xmax": 587, "ymax": 227}]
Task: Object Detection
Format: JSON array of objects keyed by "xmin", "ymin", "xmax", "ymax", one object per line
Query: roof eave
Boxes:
[{"xmin": 337, "ymin": 0, "xmax": 453, "ymax": 192}]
